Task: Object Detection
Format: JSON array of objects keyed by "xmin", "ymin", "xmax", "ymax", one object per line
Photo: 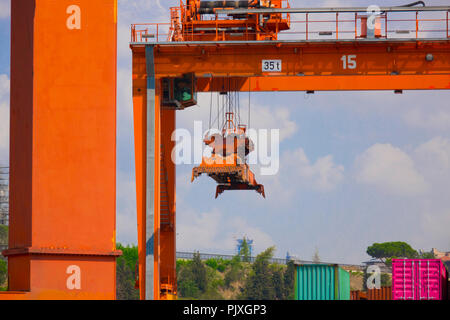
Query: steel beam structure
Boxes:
[
  {"xmin": 131, "ymin": 37, "xmax": 450, "ymax": 299},
  {"xmin": 133, "ymin": 39, "xmax": 450, "ymax": 91},
  {"xmin": 1, "ymin": 0, "xmax": 120, "ymax": 300},
  {"xmin": 134, "ymin": 45, "xmax": 177, "ymax": 300},
  {"xmin": 145, "ymin": 45, "xmax": 157, "ymax": 300},
  {"xmin": 216, "ymin": 6, "xmax": 450, "ymax": 14}
]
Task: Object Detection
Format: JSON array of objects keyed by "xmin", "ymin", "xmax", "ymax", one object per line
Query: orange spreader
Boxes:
[{"xmin": 192, "ymin": 113, "xmax": 265, "ymax": 198}]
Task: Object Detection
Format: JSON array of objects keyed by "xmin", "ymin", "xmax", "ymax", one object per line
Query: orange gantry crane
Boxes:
[
  {"xmin": 130, "ymin": 0, "xmax": 450, "ymax": 300},
  {"xmin": 1, "ymin": 0, "xmax": 119, "ymax": 299},
  {"xmin": 0, "ymin": 0, "xmax": 449, "ymax": 300}
]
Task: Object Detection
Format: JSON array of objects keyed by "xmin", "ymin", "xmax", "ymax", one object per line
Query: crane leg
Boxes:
[
  {"xmin": 133, "ymin": 45, "xmax": 177, "ymax": 300},
  {"xmin": 133, "ymin": 45, "xmax": 162, "ymax": 300}
]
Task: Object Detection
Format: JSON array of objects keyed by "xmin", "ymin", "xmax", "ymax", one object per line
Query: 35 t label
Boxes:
[{"xmin": 262, "ymin": 60, "xmax": 282, "ymax": 72}]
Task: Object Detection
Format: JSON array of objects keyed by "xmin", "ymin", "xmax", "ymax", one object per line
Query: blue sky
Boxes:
[{"xmin": 0, "ymin": 0, "xmax": 449, "ymax": 264}]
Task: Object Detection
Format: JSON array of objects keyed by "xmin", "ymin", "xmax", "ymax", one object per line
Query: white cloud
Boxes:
[
  {"xmin": 177, "ymin": 207, "xmax": 274, "ymax": 254},
  {"xmin": 355, "ymin": 143, "xmax": 429, "ymax": 196},
  {"xmin": 284, "ymin": 148, "xmax": 344, "ymax": 192},
  {"xmin": 419, "ymin": 208, "xmax": 450, "ymax": 250},
  {"xmin": 117, "ymin": 67, "xmax": 133, "ymax": 124},
  {"xmin": 117, "ymin": 208, "xmax": 138, "ymax": 246},
  {"xmin": 404, "ymin": 108, "xmax": 450, "ymax": 131},
  {"xmin": 0, "ymin": 0, "xmax": 10, "ymax": 19},
  {"xmin": 0, "ymin": 74, "xmax": 9, "ymax": 163},
  {"xmin": 257, "ymin": 147, "xmax": 344, "ymax": 206},
  {"xmin": 116, "ymin": 171, "xmax": 138, "ymax": 245},
  {"xmin": 117, "ymin": 0, "xmax": 170, "ymax": 61},
  {"xmin": 249, "ymin": 104, "xmax": 297, "ymax": 142},
  {"xmin": 414, "ymin": 137, "xmax": 450, "ymax": 180}
]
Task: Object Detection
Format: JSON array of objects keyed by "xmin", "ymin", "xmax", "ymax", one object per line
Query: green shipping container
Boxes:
[{"xmin": 294, "ymin": 264, "xmax": 350, "ymax": 300}]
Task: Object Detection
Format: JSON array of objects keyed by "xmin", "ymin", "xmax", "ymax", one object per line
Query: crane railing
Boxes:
[{"xmin": 131, "ymin": 6, "xmax": 450, "ymax": 43}]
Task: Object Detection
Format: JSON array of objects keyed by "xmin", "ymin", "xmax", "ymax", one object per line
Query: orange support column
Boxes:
[
  {"xmin": 132, "ymin": 45, "xmax": 176, "ymax": 300},
  {"xmin": 160, "ymin": 108, "xmax": 176, "ymax": 299},
  {"xmin": 1, "ymin": 0, "xmax": 120, "ymax": 300},
  {"xmin": 132, "ymin": 49, "xmax": 147, "ymax": 299}
]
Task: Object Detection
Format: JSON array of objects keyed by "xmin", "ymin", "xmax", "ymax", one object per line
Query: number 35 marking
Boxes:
[
  {"xmin": 341, "ymin": 55, "xmax": 357, "ymax": 70},
  {"xmin": 262, "ymin": 60, "xmax": 282, "ymax": 72}
]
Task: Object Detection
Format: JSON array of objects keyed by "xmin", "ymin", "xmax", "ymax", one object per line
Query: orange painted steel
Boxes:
[
  {"xmin": 1, "ymin": 0, "xmax": 119, "ymax": 299},
  {"xmin": 191, "ymin": 114, "xmax": 265, "ymax": 198},
  {"xmin": 351, "ymin": 290, "xmax": 367, "ymax": 300},
  {"xmin": 166, "ymin": 0, "xmax": 291, "ymax": 42},
  {"xmin": 132, "ymin": 50, "xmax": 177, "ymax": 300},
  {"xmin": 131, "ymin": 5, "xmax": 450, "ymax": 300},
  {"xmin": 131, "ymin": 40, "xmax": 450, "ymax": 91},
  {"xmin": 132, "ymin": 6, "xmax": 450, "ymax": 43},
  {"xmin": 368, "ymin": 286, "xmax": 392, "ymax": 300}
]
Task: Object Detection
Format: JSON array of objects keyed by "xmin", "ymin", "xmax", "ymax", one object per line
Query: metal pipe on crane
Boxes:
[
  {"xmin": 214, "ymin": 6, "xmax": 450, "ymax": 14},
  {"xmin": 198, "ymin": 0, "xmax": 260, "ymax": 14}
]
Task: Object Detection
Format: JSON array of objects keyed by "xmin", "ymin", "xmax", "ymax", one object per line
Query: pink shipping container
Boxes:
[{"xmin": 392, "ymin": 259, "xmax": 448, "ymax": 300}]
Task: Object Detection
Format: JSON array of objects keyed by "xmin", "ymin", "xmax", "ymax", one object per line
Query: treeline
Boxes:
[
  {"xmin": 366, "ymin": 241, "xmax": 435, "ymax": 266},
  {"xmin": 116, "ymin": 243, "xmax": 140, "ymax": 300},
  {"xmin": 178, "ymin": 247, "xmax": 295, "ymax": 300},
  {"xmin": 0, "ymin": 225, "xmax": 7, "ymax": 291},
  {"xmin": 115, "ymin": 243, "xmax": 296, "ymax": 300}
]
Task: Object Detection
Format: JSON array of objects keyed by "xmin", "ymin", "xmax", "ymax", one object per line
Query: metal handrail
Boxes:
[
  {"xmin": 175, "ymin": 251, "xmax": 365, "ymax": 269},
  {"xmin": 131, "ymin": 7, "xmax": 450, "ymax": 42},
  {"xmin": 216, "ymin": 6, "xmax": 450, "ymax": 14}
]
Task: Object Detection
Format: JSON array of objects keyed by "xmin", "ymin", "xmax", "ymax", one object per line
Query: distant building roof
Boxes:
[
  {"xmin": 432, "ymin": 248, "xmax": 450, "ymax": 258},
  {"xmin": 362, "ymin": 259, "xmax": 386, "ymax": 265}
]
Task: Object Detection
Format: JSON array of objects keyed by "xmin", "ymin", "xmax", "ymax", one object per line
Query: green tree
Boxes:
[
  {"xmin": 0, "ymin": 225, "xmax": 7, "ymax": 246},
  {"xmin": 216, "ymin": 259, "xmax": 229, "ymax": 273},
  {"xmin": 224, "ymin": 255, "xmax": 244, "ymax": 288},
  {"xmin": 240, "ymin": 247, "xmax": 276, "ymax": 300},
  {"xmin": 312, "ymin": 246, "xmax": 321, "ymax": 263},
  {"xmin": 115, "ymin": 243, "xmax": 139, "ymax": 300},
  {"xmin": 271, "ymin": 266, "xmax": 284, "ymax": 300},
  {"xmin": 205, "ymin": 258, "xmax": 219, "ymax": 270},
  {"xmin": 366, "ymin": 241, "xmax": 418, "ymax": 265},
  {"xmin": 418, "ymin": 249, "xmax": 435, "ymax": 259},
  {"xmin": 0, "ymin": 225, "xmax": 7, "ymax": 290},
  {"xmin": 191, "ymin": 251, "xmax": 207, "ymax": 293},
  {"xmin": 116, "ymin": 258, "xmax": 140, "ymax": 300},
  {"xmin": 201, "ymin": 267, "xmax": 224, "ymax": 300},
  {"xmin": 179, "ymin": 280, "xmax": 200, "ymax": 299},
  {"xmin": 117, "ymin": 243, "xmax": 139, "ymax": 272},
  {"xmin": 177, "ymin": 260, "xmax": 200, "ymax": 299},
  {"xmin": 0, "ymin": 259, "xmax": 6, "ymax": 289},
  {"xmin": 283, "ymin": 260, "xmax": 296, "ymax": 300},
  {"xmin": 239, "ymin": 238, "xmax": 251, "ymax": 263},
  {"xmin": 381, "ymin": 273, "xmax": 391, "ymax": 287},
  {"xmin": 177, "ymin": 254, "xmax": 223, "ymax": 299}
]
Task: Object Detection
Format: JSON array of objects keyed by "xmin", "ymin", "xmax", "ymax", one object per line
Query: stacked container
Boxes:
[
  {"xmin": 351, "ymin": 287, "xmax": 392, "ymax": 300},
  {"xmin": 392, "ymin": 259, "xmax": 448, "ymax": 300},
  {"xmin": 294, "ymin": 264, "xmax": 350, "ymax": 300},
  {"xmin": 367, "ymin": 286, "xmax": 392, "ymax": 300}
]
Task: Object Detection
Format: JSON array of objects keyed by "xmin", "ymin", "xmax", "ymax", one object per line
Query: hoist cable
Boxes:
[
  {"xmin": 209, "ymin": 87, "xmax": 213, "ymax": 130},
  {"xmin": 248, "ymin": 78, "xmax": 251, "ymax": 129}
]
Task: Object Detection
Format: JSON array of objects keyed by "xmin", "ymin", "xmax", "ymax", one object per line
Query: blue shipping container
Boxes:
[{"xmin": 294, "ymin": 264, "xmax": 350, "ymax": 300}]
